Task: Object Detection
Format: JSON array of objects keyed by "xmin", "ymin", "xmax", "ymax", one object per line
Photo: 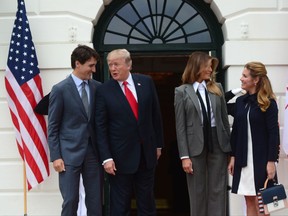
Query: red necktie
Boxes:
[{"xmin": 123, "ymin": 81, "xmax": 138, "ymax": 120}]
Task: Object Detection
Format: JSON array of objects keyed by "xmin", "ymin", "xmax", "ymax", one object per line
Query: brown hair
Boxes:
[
  {"xmin": 182, "ymin": 51, "xmax": 222, "ymax": 96},
  {"xmin": 245, "ymin": 61, "xmax": 276, "ymax": 112},
  {"xmin": 71, "ymin": 44, "xmax": 99, "ymax": 69}
]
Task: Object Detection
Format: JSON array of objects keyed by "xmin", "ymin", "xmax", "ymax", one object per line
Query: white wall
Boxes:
[
  {"xmin": 0, "ymin": 0, "xmax": 287, "ymax": 215},
  {"xmin": 214, "ymin": 0, "xmax": 288, "ymax": 215},
  {"xmin": 0, "ymin": 0, "xmax": 103, "ymax": 215}
]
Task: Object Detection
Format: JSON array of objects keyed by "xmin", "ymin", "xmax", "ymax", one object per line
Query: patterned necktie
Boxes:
[
  {"xmin": 123, "ymin": 81, "xmax": 138, "ymax": 120},
  {"xmin": 81, "ymin": 81, "xmax": 89, "ymax": 115}
]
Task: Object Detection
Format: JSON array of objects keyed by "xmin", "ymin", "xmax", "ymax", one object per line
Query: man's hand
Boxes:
[
  {"xmin": 53, "ymin": 158, "xmax": 65, "ymax": 173},
  {"xmin": 104, "ymin": 160, "xmax": 117, "ymax": 175},
  {"xmin": 157, "ymin": 148, "xmax": 162, "ymax": 160}
]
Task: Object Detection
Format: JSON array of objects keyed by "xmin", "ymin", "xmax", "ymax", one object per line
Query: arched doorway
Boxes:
[{"xmin": 93, "ymin": 0, "xmax": 224, "ymax": 215}]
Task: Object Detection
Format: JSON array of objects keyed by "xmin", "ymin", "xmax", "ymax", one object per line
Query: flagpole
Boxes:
[
  {"xmin": 23, "ymin": 161, "xmax": 28, "ymax": 216},
  {"xmin": 6, "ymin": 0, "xmax": 50, "ymax": 213}
]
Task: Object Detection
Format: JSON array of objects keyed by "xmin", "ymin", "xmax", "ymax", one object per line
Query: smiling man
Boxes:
[{"xmin": 48, "ymin": 45, "xmax": 103, "ymax": 216}]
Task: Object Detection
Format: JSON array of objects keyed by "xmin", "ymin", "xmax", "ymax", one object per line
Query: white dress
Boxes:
[{"xmin": 237, "ymin": 109, "xmax": 256, "ymax": 195}]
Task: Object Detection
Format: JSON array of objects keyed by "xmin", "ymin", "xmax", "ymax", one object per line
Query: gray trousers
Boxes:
[{"xmin": 186, "ymin": 127, "xmax": 228, "ymax": 216}]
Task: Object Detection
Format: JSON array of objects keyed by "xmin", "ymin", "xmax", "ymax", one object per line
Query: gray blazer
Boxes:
[
  {"xmin": 48, "ymin": 75, "xmax": 101, "ymax": 166},
  {"xmin": 174, "ymin": 83, "xmax": 231, "ymax": 158}
]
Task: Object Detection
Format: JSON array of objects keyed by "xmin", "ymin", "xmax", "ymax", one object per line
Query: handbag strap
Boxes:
[{"xmin": 264, "ymin": 178, "xmax": 276, "ymax": 189}]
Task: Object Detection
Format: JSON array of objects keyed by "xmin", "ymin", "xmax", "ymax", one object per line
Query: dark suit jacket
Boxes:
[
  {"xmin": 95, "ymin": 74, "xmax": 164, "ymax": 173},
  {"xmin": 225, "ymin": 90, "xmax": 235, "ymax": 116},
  {"xmin": 48, "ymin": 75, "xmax": 101, "ymax": 166},
  {"xmin": 34, "ymin": 93, "xmax": 50, "ymax": 115}
]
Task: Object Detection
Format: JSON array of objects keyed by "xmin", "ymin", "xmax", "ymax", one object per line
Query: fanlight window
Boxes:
[{"xmin": 104, "ymin": 0, "xmax": 211, "ymax": 44}]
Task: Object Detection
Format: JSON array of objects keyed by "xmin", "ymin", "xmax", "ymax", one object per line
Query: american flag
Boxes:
[{"xmin": 5, "ymin": 0, "xmax": 50, "ymax": 190}]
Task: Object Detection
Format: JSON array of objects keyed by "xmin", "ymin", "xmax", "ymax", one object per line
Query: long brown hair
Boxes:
[
  {"xmin": 245, "ymin": 61, "xmax": 276, "ymax": 112},
  {"xmin": 182, "ymin": 51, "xmax": 222, "ymax": 96}
]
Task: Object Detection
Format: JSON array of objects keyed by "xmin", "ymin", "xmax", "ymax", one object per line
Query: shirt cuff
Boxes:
[{"xmin": 102, "ymin": 158, "xmax": 113, "ymax": 166}]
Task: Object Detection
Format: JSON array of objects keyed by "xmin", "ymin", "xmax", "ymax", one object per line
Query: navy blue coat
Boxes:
[
  {"xmin": 95, "ymin": 74, "xmax": 164, "ymax": 173},
  {"xmin": 230, "ymin": 94, "xmax": 279, "ymax": 193}
]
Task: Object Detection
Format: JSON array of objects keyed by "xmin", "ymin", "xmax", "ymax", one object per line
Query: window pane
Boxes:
[
  {"xmin": 188, "ymin": 32, "xmax": 211, "ymax": 43},
  {"xmin": 175, "ymin": 3, "xmax": 197, "ymax": 24},
  {"xmin": 104, "ymin": 32, "xmax": 127, "ymax": 44},
  {"xmin": 107, "ymin": 16, "xmax": 131, "ymax": 35},
  {"xmin": 103, "ymin": 0, "xmax": 212, "ymax": 45},
  {"xmin": 184, "ymin": 15, "xmax": 209, "ymax": 35},
  {"xmin": 117, "ymin": 4, "xmax": 138, "ymax": 25}
]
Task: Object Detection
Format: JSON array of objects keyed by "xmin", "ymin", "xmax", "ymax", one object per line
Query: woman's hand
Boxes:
[
  {"xmin": 182, "ymin": 158, "xmax": 193, "ymax": 174},
  {"xmin": 228, "ymin": 156, "xmax": 235, "ymax": 176},
  {"xmin": 267, "ymin": 161, "xmax": 276, "ymax": 180}
]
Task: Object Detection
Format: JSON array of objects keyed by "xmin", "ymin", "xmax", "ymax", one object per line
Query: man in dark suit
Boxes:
[
  {"xmin": 48, "ymin": 45, "xmax": 103, "ymax": 216},
  {"xmin": 95, "ymin": 49, "xmax": 164, "ymax": 216}
]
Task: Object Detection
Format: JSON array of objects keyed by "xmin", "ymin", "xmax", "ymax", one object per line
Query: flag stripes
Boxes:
[{"xmin": 5, "ymin": 0, "xmax": 49, "ymax": 190}]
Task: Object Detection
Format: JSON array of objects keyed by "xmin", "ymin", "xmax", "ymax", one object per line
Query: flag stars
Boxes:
[{"xmin": 7, "ymin": 0, "xmax": 41, "ymax": 85}]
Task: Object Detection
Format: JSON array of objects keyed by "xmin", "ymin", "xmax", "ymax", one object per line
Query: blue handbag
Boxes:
[{"xmin": 258, "ymin": 178, "xmax": 288, "ymax": 214}]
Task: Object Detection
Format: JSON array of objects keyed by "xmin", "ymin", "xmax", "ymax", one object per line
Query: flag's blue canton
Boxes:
[{"xmin": 7, "ymin": 0, "xmax": 39, "ymax": 86}]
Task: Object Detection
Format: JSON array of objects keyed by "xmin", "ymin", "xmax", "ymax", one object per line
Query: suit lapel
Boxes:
[
  {"xmin": 208, "ymin": 92, "xmax": 216, "ymax": 115},
  {"xmin": 132, "ymin": 74, "xmax": 144, "ymax": 122},
  {"xmin": 88, "ymin": 80, "xmax": 96, "ymax": 120},
  {"xmin": 111, "ymin": 79, "xmax": 136, "ymax": 120},
  {"xmin": 132, "ymin": 74, "xmax": 142, "ymax": 103},
  {"xmin": 67, "ymin": 75, "xmax": 88, "ymax": 118},
  {"xmin": 184, "ymin": 84, "xmax": 202, "ymax": 118}
]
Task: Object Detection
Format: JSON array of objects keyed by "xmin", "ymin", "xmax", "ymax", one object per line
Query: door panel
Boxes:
[{"xmin": 132, "ymin": 55, "xmax": 190, "ymax": 215}]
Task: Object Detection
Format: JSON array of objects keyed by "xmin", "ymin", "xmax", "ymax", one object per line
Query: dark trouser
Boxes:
[
  {"xmin": 109, "ymin": 165, "xmax": 156, "ymax": 216},
  {"xmin": 59, "ymin": 144, "xmax": 103, "ymax": 216}
]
